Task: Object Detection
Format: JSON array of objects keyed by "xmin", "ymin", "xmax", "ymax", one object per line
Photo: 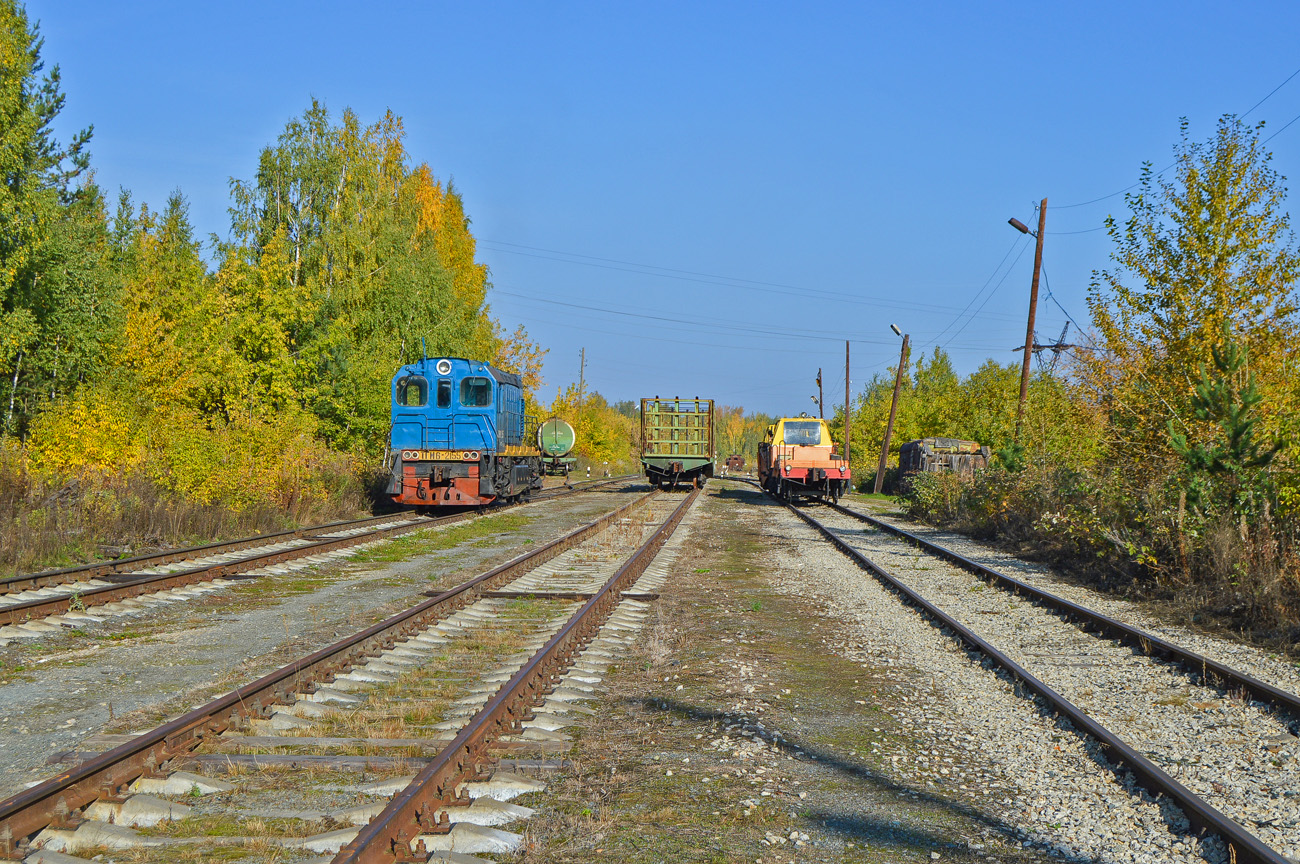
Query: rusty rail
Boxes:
[
  {"xmin": 770, "ymin": 491, "xmax": 1287, "ymax": 864},
  {"xmin": 0, "ymin": 517, "xmax": 449, "ymax": 627},
  {"xmin": 0, "ymin": 475, "xmax": 642, "ymax": 627},
  {"xmin": 830, "ymin": 503, "xmax": 1300, "ymax": 720},
  {"xmin": 0, "ymin": 474, "xmax": 636, "ymax": 597},
  {"xmin": 0, "ymin": 512, "xmax": 443, "ymax": 596},
  {"xmin": 0, "ymin": 490, "xmax": 658, "ymax": 856},
  {"xmin": 333, "ymin": 487, "xmax": 698, "ymax": 863}
]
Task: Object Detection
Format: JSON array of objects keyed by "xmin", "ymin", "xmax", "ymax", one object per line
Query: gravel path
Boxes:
[
  {"xmin": 739, "ymin": 484, "xmax": 1232, "ymax": 864},
  {"xmin": 810, "ymin": 502, "xmax": 1299, "ymax": 861}
]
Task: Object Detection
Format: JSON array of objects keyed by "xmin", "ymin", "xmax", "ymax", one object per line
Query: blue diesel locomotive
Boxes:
[{"xmin": 387, "ymin": 357, "xmax": 543, "ymax": 508}]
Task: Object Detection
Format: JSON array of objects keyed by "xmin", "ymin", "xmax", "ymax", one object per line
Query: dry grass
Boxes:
[{"xmin": 0, "ymin": 462, "xmax": 368, "ymax": 578}]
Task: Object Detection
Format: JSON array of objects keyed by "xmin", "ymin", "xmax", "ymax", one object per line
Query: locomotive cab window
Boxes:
[
  {"xmin": 396, "ymin": 376, "xmax": 428, "ymax": 407},
  {"xmin": 460, "ymin": 376, "xmax": 492, "ymax": 408},
  {"xmin": 437, "ymin": 379, "xmax": 451, "ymax": 409},
  {"xmin": 782, "ymin": 420, "xmax": 822, "ymax": 446}
]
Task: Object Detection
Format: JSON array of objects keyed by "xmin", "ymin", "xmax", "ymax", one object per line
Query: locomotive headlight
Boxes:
[
  {"xmin": 402, "ymin": 450, "xmax": 416, "ymax": 460},
  {"xmin": 435, "ymin": 359, "xmax": 452, "ymax": 375}
]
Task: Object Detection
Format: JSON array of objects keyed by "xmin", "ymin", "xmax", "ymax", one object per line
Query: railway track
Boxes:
[
  {"xmin": 0, "ymin": 475, "xmax": 636, "ymax": 643},
  {"xmin": 768, "ymin": 490, "xmax": 1296, "ymax": 864},
  {"xmin": 0, "ymin": 486, "xmax": 700, "ymax": 860}
]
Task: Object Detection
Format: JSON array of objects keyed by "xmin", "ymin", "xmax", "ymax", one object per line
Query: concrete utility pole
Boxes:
[
  {"xmin": 816, "ymin": 369, "xmax": 824, "ymax": 419},
  {"xmin": 874, "ymin": 330, "xmax": 909, "ymax": 495},
  {"xmin": 844, "ymin": 341, "xmax": 851, "ymax": 468},
  {"xmin": 1008, "ymin": 199, "xmax": 1047, "ymax": 443}
]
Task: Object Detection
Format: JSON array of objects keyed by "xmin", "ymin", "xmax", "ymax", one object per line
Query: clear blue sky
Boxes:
[{"xmin": 31, "ymin": 1, "xmax": 1300, "ymax": 415}]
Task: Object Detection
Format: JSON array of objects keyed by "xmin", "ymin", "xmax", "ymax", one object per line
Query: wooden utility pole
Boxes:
[
  {"xmin": 816, "ymin": 369, "xmax": 824, "ymax": 419},
  {"xmin": 576, "ymin": 347, "xmax": 586, "ymax": 429},
  {"xmin": 844, "ymin": 341, "xmax": 851, "ymax": 467},
  {"xmin": 874, "ymin": 333, "xmax": 910, "ymax": 495},
  {"xmin": 1015, "ymin": 199, "xmax": 1047, "ymax": 443}
]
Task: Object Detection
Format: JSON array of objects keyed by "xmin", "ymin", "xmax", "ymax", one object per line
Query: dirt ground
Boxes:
[{"xmin": 517, "ymin": 481, "xmax": 1050, "ymax": 864}]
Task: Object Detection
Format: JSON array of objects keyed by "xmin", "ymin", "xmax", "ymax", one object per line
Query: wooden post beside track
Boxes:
[
  {"xmin": 844, "ymin": 341, "xmax": 851, "ymax": 470},
  {"xmin": 1015, "ymin": 199, "xmax": 1047, "ymax": 443},
  {"xmin": 874, "ymin": 333, "xmax": 909, "ymax": 495}
]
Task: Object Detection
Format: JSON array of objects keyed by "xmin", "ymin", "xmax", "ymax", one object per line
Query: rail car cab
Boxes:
[
  {"xmin": 386, "ymin": 357, "xmax": 542, "ymax": 508},
  {"xmin": 757, "ymin": 415, "xmax": 850, "ymax": 501}
]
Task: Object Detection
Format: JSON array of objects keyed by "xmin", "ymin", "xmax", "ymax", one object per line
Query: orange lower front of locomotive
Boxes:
[
  {"xmin": 394, "ymin": 460, "xmax": 494, "ymax": 507},
  {"xmin": 758, "ymin": 445, "xmax": 851, "ymax": 500},
  {"xmin": 774, "ymin": 461, "xmax": 850, "ymax": 485}
]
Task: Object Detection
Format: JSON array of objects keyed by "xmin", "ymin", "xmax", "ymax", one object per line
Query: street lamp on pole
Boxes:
[
  {"xmin": 1008, "ymin": 200, "xmax": 1047, "ymax": 443},
  {"xmin": 874, "ymin": 324, "xmax": 910, "ymax": 495}
]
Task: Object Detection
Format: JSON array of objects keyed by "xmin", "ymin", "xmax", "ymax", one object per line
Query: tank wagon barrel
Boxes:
[{"xmin": 537, "ymin": 416, "xmax": 578, "ymax": 476}]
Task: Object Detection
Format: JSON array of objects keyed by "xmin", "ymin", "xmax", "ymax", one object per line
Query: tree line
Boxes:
[
  {"xmin": 0, "ymin": 2, "xmax": 542, "ymax": 518},
  {"xmin": 893, "ymin": 116, "xmax": 1300, "ymax": 639}
]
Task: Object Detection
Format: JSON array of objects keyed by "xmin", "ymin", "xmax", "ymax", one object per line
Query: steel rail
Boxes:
[
  {"xmin": 0, "ymin": 491, "xmax": 659, "ymax": 856},
  {"xmin": 0, "ymin": 513, "xmax": 423, "ymax": 595},
  {"xmin": 334, "ymin": 488, "xmax": 699, "ymax": 863},
  {"xmin": 831, "ymin": 502, "xmax": 1300, "ymax": 721},
  {"xmin": 0, "ymin": 474, "xmax": 636, "ymax": 597},
  {"xmin": 0, "ymin": 476, "xmax": 643, "ymax": 627},
  {"xmin": 0, "ymin": 517, "xmax": 456, "ymax": 626},
  {"xmin": 773, "ymin": 494, "xmax": 1286, "ymax": 864}
]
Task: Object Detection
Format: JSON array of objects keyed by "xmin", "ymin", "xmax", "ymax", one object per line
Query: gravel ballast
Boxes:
[
  {"xmin": 820, "ymin": 504, "xmax": 1299, "ymax": 860},
  {"xmin": 0, "ymin": 487, "xmax": 643, "ymax": 799},
  {"xmin": 753, "ymin": 485, "xmax": 1235, "ymax": 863}
]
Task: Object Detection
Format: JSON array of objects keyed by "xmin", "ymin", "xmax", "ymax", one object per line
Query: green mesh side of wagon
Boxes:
[{"xmin": 639, "ymin": 397, "xmax": 715, "ymax": 475}]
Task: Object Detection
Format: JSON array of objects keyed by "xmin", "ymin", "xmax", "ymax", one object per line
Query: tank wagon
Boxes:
[
  {"xmin": 897, "ymin": 437, "xmax": 990, "ymax": 488},
  {"xmin": 537, "ymin": 417, "xmax": 578, "ymax": 476},
  {"xmin": 640, "ymin": 397, "xmax": 715, "ymax": 489},
  {"xmin": 758, "ymin": 415, "xmax": 850, "ymax": 501},
  {"xmin": 387, "ymin": 357, "xmax": 542, "ymax": 508}
]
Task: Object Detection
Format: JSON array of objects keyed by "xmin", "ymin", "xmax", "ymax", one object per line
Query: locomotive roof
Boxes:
[
  {"xmin": 394, "ymin": 358, "xmax": 522, "ymax": 389},
  {"xmin": 487, "ymin": 366, "xmax": 522, "ymax": 388}
]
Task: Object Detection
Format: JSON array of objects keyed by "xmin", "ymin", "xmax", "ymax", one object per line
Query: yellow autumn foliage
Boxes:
[{"xmin": 27, "ymin": 390, "xmax": 144, "ymax": 476}]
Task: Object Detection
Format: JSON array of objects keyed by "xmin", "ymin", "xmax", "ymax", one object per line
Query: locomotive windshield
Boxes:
[
  {"xmin": 437, "ymin": 379, "xmax": 451, "ymax": 408},
  {"xmin": 396, "ymin": 376, "xmax": 428, "ymax": 407},
  {"xmin": 782, "ymin": 420, "xmax": 822, "ymax": 446},
  {"xmin": 460, "ymin": 376, "xmax": 492, "ymax": 407}
]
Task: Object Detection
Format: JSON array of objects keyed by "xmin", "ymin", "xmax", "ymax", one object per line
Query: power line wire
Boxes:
[
  {"xmin": 1055, "ymin": 65, "xmax": 1300, "ymax": 209},
  {"xmin": 925, "ymin": 239, "xmax": 1032, "ymax": 352},
  {"xmin": 494, "ymin": 289, "xmax": 908, "ymax": 346},
  {"xmin": 1242, "ymin": 66, "xmax": 1300, "ymax": 119},
  {"xmin": 481, "ymin": 240, "xmax": 1021, "ymax": 321},
  {"xmin": 921, "ymin": 237, "xmax": 1026, "ymax": 349}
]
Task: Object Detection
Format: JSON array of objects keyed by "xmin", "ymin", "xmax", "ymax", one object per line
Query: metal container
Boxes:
[{"xmin": 537, "ymin": 417, "xmax": 577, "ymax": 458}]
